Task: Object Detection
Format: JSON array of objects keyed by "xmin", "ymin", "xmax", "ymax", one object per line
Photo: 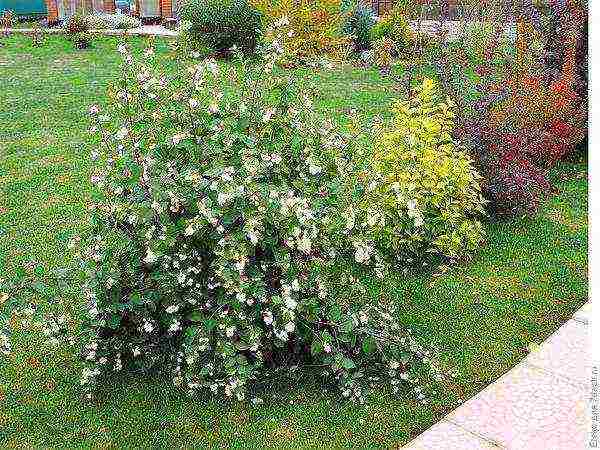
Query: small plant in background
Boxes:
[
  {"xmin": 31, "ymin": 23, "xmax": 45, "ymax": 47},
  {"xmin": 372, "ymin": 36, "xmax": 394, "ymax": 73},
  {"xmin": 63, "ymin": 13, "xmax": 93, "ymax": 49},
  {"xmin": 179, "ymin": 0, "xmax": 263, "ymax": 56},
  {"xmin": 369, "ymin": 6, "xmax": 414, "ymax": 56},
  {"xmin": 85, "ymin": 13, "xmax": 142, "ymax": 30},
  {"xmin": 342, "ymin": 0, "xmax": 376, "ymax": 51},
  {"xmin": 252, "ymin": 0, "xmax": 352, "ymax": 66},
  {"xmin": 1, "ymin": 9, "xmax": 15, "ymax": 38}
]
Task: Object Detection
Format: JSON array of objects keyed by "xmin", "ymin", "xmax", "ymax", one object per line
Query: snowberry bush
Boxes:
[{"xmin": 74, "ymin": 37, "xmax": 448, "ymax": 405}]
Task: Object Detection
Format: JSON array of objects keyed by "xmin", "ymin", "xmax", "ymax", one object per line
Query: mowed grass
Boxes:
[{"xmin": 0, "ymin": 34, "xmax": 588, "ymax": 448}]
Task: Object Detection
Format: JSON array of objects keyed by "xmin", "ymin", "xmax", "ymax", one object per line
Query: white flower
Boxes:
[
  {"xmin": 271, "ymin": 153, "xmax": 282, "ymax": 164},
  {"xmin": 208, "ymin": 102, "xmax": 219, "ymax": 114},
  {"xmin": 217, "ymin": 192, "xmax": 229, "ymax": 205},
  {"xmin": 309, "ymin": 163, "xmax": 322, "ymax": 175},
  {"xmin": 324, "ymin": 344, "xmax": 332, "ymax": 353},
  {"xmin": 275, "ymin": 329, "xmax": 289, "ymax": 342},
  {"xmin": 89, "ymin": 105, "xmax": 99, "ymax": 115},
  {"xmin": 354, "ymin": 244, "xmax": 373, "ymax": 264},
  {"xmin": 225, "ymin": 326, "xmax": 236, "ymax": 338},
  {"xmin": 169, "ymin": 320, "xmax": 181, "ymax": 333},
  {"xmin": 247, "ymin": 231, "xmax": 259, "ymax": 245},
  {"xmin": 297, "ymin": 235, "xmax": 312, "ymax": 254},
  {"xmin": 291, "ymin": 279, "xmax": 300, "ymax": 291},
  {"xmin": 414, "ymin": 215, "xmax": 424, "ymax": 227},
  {"xmin": 358, "ymin": 311, "xmax": 368, "ymax": 324},
  {"xmin": 166, "ymin": 305, "xmax": 179, "ymax": 314},
  {"xmin": 132, "ymin": 347, "xmax": 141, "ymax": 357},
  {"xmin": 262, "ymin": 108, "xmax": 275, "ymax": 123},
  {"xmin": 189, "ymin": 98, "xmax": 199, "ymax": 108},
  {"xmin": 263, "ymin": 311, "xmax": 274, "ymax": 325},
  {"xmin": 151, "ymin": 200, "xmax": 163, "ymax": 212},
  {"xmin": 116, "ymin": 127, "xmax": 128, "ymax": 140},
  {"xmin": 185, "ymin": 223, "xmax": 195, "ymax": 236},
  {"xmin": 172, "ymin": 132, "xmax": 188, "ymax": 145},
  {"xmin": 144, "ymin": 249, "xmax": 158, "ymax": 265},
  {"xmin": 117, "ymin": 43, "xmax": 127, "ymax": 54},
  {"xmin": 284, "ymin": 297, "xmax": 297, "ymax": 310},
  {"xmin": 407, "ymin": 199, "xmax": 417, "ymax": 210},
  {"xmin": 206, "ymin": 59, "xmax": 218, "ymax": 76},
  {"xmin": 143, "ymin": 320, "xmax": 154, "ymax": 333},
  {"xmin": 284, "ymin": 322, "xmax": 295, "ymax": 333}
]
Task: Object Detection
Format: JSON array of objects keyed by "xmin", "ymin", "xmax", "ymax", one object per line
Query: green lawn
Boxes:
[{"xmin": 0, "ymin": 34, "xmax": 588, "ymax": 448}]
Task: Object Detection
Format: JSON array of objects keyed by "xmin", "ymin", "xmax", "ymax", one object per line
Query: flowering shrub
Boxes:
[
  {"xmin": 84, "ymin": 13, "xmax": 142, "ymax": 30},
  {"xmin": 75, "ymin": 39, "xmax": 445, "ymax": 404},
  {"xmin": 343, "ymin": 78, "xmax": 486, "ymax": 265},
  {"xmin": 488, "ymin": 74, "xmax": 584, "ymax": 161},
  {"xmin": 251, "ymin": 0, "xmax": 352, "ymax": 65},
  {"xmin": 179, "ymin": 0, "xmax": 263, "ymax": 55}
]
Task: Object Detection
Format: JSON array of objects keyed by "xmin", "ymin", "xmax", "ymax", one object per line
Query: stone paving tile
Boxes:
[
  {"xmin": 403, "ymin": 420, "xmax": 504, "ymax": 449},
  {"xmin": 445, "ymin": 364, "xmax": 587, "ymax": 450},
  {"xmin": 525, "ymin": 319, "xmax": 590, "ymax": 387},
  {"xmin": 573, "ymin": 302, "xmax": 592, "ymax": 324}
]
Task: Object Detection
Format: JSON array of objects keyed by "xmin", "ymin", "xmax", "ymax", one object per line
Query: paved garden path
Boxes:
[{"xmin": 405, "ymin": 303, "xmax": 592, "ymax": 449}]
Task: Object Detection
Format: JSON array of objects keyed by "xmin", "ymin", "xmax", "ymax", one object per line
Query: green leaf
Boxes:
[
  {"xmin": 107, "ymin": 314, "xmax": 121, "ymax": 329},
  {"xmin": 339, "ymin": 317, "xmax": 353, "ymax": 334},
  {"xmin": 328, "ymin": 304, "xmax": 342, "ymax": 323},
  {"xmin": 311, "ymin": 340, "xmax": 323, "ymax": 356},
  {"xmin": 234, "ymin": 341, "xmax": 250, "ymax": 351},
  {"xmin": 32, "ymin": 281, "xmax": 47, "ymax": 294},
  {"xmin": 341, "ymin": 357, "xmax": 356, "ymax": 370},
  {"xmin": 320, "ymin": 330, "xmax": 332, "ymax": 344},
  {"xmin": 362, "ymin": 336, "xmax": 377, "ymax": 355},
  {"xmin": 130, "ymin": 292, "xmax": 143, "ymax": 306},
  {"xmin": 204, "ymin": 318, "xmax": 217, "ymax": 331},
  {"xmin": 187, "ymin": 311, "xmax": 203, "ymax": 322}
]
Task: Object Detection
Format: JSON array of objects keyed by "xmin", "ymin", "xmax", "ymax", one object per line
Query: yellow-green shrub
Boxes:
[
  {"xmin": 250, "ymin": 0, "xmax": 351, "ymax": 64},
  {"xmin": 372, "ymin": 36, "xmax": 394, "ymax": 68},
  {"xmin": 369, "ymin": 7, "xmax": 413, "ymax": 54},
  {"xmin": 346, "ymin": 79, "xmax": 486, "ymax": 265}
]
